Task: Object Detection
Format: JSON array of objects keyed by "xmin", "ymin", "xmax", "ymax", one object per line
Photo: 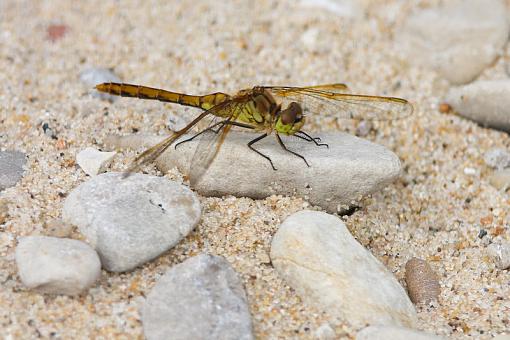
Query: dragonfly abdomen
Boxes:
[{"xmin": 95, "ymin": 83, "xmax": 230, "ymax": 110}]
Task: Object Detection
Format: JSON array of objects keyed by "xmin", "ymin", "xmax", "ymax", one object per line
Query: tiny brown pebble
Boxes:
[
  {"xmin": 438, "ymin": 102, "xmax": 452, "ymax": 113},
  {"xmin": 480, "ymin": 215, "xmax": 493, "ymax": 226},
  {"xmin": 47, "ymin": 24, "xmax": 68, "ymax": 42},
  {"xmin": 491, "ymin": 226, "xmax": 505, "ymax": 236},
  {"xmin": 55, "ymin": 139, "xmax": 67, "ymax": 150},
  {"xmin": 405, "ymin": 257, "xmax": 441, "ymax": 304},
  {"xmin": 0, "ymin": 199, "xmax": 9, "ymax": 224}
]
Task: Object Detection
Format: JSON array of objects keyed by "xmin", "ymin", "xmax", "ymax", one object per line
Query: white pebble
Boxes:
[
  {"xmin": 270, "ymin": 210, "xmax": 417, "ymax": 327},
  {"xmin": 487, "ymin": 242, "xmax": 510, "ymax": 270},
  {"xmin": 15, "ymin": 236, "xmax": 101, "ymax": 295},
  {"xmin": 76, "ymin": 147, "xmax": 116, "ymax": 176}
]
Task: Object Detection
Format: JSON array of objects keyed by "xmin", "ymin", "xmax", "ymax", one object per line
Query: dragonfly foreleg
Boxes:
[
  {"xmin": 248, "ymin": 133, "xmax": 276, "ymax": 170},
  {"xmin": 276, "ymin": 133, "xmax": 310, "ymax": 167},
  {"xmin": 294, "ymin": 131, "xmax": 328, "ymax": 148}
]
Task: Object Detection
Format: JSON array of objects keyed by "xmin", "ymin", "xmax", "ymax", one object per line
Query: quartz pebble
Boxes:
[
  {"xmin": 446, "ymin": 80, "xmax": 510, "ymax": 132},
  {"xmin": 487, "ymin": 242, "xmax": 510, "ymax": 270},
  {"xmin": 405, "ymin": 258, "xmax": 441, "ymax": 304},
  {"xmin": 0, "ymin": 151, "xmax": 26, "ymax": 190},
  {"xmin": 80, "ymin": 67, "xmax": 121, "ymax": 101},
  {"xmin": 299, "ymin": 0, "xmax": 363, "ymax": 18},
  {"xmin": 76, "ymin": 147, "xmax": 116, "ymax": 176},
  {"xmin": 356, "ymin": 325, "xmax": 444, "ymax": 340},
  {"xmin": 105, "ymin": 132, "xmax": 401, "ymax": 214},
  {"xmin": 398, "ymin": 0, "xmax": 509, "ymax": 84},
  {"xmin": 270, "ymin": 210, "xmax": 417, "ymax": 327},
  {"xmin": 15, "ymin": 236, "xmax": 101, "ymax": 295},
  {"xmin": 142, "ymin": 254, "xmax": 253, "ymax": 340},
  {"xmin": 488, "ymin": 169, "xmax": 510, "ymax": 191},
  {"xmin": 62, "ymin": 173, "xmax": 201, "ymax": 272},
  {"xmin": 484, "ymin": 148, "xmax": 510, "ymax": 170}
]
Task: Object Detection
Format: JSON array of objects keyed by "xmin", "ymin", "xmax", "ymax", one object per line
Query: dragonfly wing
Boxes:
[
  {"xmin": 267, "ymin": 86, "xmax": 413, "ymax": 120},
  {"xmin": 189, "ymin": 101, "xmax": 246, "ymax": 187},
  {"xmin": 122, "ymin": 100, "xmax": 234, "ymax": 176}
]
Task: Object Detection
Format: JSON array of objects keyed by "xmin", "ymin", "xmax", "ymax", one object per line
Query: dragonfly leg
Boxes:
[
  {"xmin": 295, "ymin": 131, "xmax": 328, "ymax": 148},
  {"xmin": 276, "ymin": 133, "xmax": 310, "ymax": 167},
  {"xmin": 174, "ymin": 121, "xmax": 225, "ymax": 149},
  {"xmin": 248, "ymin": 133, "xmax": 277, "ymax": 170}
]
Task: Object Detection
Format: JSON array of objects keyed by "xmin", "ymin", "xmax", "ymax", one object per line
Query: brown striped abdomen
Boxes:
[{"xmin": 95, "ymin": 82, "xmax": 230, "ymax": 110}]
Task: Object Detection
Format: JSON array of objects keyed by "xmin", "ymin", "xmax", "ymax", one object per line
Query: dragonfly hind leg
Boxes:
[
  {"xmin": 174, "ymin": 121, "xmax": 225, "ymax": 149},
  {"xmin": 276, "ymin": 134, "xmax": 310, "ymax": 167}
]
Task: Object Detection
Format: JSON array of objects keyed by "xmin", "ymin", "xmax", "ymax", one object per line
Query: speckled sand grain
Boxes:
[{"xmin": 1, "ymin": 1, "xmax": 509, "ymax": 339}]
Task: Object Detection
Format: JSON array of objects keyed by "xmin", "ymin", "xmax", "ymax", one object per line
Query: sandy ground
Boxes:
[{"xmin": 1, "ymin": 0, "xmax": 509, "ymax": 339}]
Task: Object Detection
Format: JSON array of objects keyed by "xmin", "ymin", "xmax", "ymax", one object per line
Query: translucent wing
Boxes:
[
  {"xmin": 189, "ymin": 101, "xmax": 247, "ymax": 186},
  {"xmin": 267, "ymin": 86, "xmax": 413, "ymax": 120},
  {"xmin": 122, "ymin": 99, "xmax": 237, "ymax": 176}
]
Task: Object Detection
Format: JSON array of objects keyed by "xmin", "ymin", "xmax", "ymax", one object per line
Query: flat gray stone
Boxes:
[
  {"xmin": 105, "ymin": 131, "xmax": 401, "ymax": 213},
  {"xmin": 356, "ymin": 326, "xmax": 444, "ymax": 340},
  {"xmin": 62, "ymin": 173, "xmax": 201, "ymax": 272},
  {"xmin": 15, "ymin": 236, "xmax": 101, "ymax": 295},
  {"xmin": 270, "ymin": 210, "xmax": 417, "ymax": 328},
  {"xmin": 142, "ymin": 254, "xmax": 253, "ymax": 340},
  {"xmin": 446, "ymin": 80, "xmax": 510, "ymax": 132},
  {"xmin": 0, "ymin": 151, "xmax": 26, "ymax": 190},
  {"xmin": 398, "ymin": 0, "xmax": 509, "ymax": 85}
]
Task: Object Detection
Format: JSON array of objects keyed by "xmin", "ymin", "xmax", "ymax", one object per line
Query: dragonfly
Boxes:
[{"xmin": 95, "ymin": 82, "xmax": 413, "ymax": 182}]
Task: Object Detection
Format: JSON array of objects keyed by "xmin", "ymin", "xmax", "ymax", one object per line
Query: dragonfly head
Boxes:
[{"xmin": 275, "ymin": 102, "xmax": 305, "ymax": 135}]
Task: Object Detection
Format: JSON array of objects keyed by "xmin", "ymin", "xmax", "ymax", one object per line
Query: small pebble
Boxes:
[
  {"xmin": 488, "ymin": 169, "xmax": 510, "ymax": 191},
  {"xmin": 487, "ymin": 242, "xmax": 510, "ymax": 270},
  {"xmin": 0, "ymin": 198, "xmax": 9, "ymax": 224},
  {"xmin": 46, "ymin": 24, "xmax": 68, "ymax": 42},
  {"xmin": 484, "ymin": 148, "xmax": 510, "ymax": 170},
  {"xmin": 142, "ymin": 254, "xmax": 253, "ymax": 340},
  {"xmin": 15, "ymin": 236, "xmax": 101, "ymax": 295},
  {"xmin": 398, "ymin": 0, "xmax": 509, "ymax": 84},
  {"xmin": 44, "ymin": 218, "xmax": 74, "ymax": 238},
  {"xmin": 314, "ymin": 322, "xmax": 336, "ymax": 340},
  {"xmin": 107, "ymin": 132, "xmax": 402, "ymax": 214},
  {"xmin": 62, "ymin": 173, "xmax": 201, "ymax": 272},
  {"xmin": 0, "ymin": 151, "xmax": 26, "ymax": 191},
  {"xmin": 299, "ymin": 0, "xmax": 363, "ymax": 18},
  {"xmin": 446, "ymin": 80, "xmax": 510, "ymax": 132},
  {"xmin": 270, "ymin": 210, "xmax": 417, "ymax": 327},
  {"xmin": 405, "ymin": 258, "xmax": 441, "ymax": 304},
  {"xmin": 80, "ymin": 67, "xmax": 121, "ymax": 101},
  {"xmin": 356, "ymin": 325, "xmax": 444, "ymax": 340},
  {"xmin": 76, "ymin": 147, "xmax": 116, "ymax": 176}
]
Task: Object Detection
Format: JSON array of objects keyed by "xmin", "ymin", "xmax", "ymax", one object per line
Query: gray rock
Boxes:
[
  {"xmin": 0, "ymin": 151, "xmax": 26, "ymax": 190},
  {"xmin": 356, "ymin": 325, "xmax": 444, "ymax": 340},
  {"xmin": 487, "ymin": 242, "xmax": 510, "ymax": 270},
  {"xmin": 62, "ymin": 173, "xmax": 201, "ymax": 272},
  {"xmin": 398, "ymin": 0, "xmax": 509, "ymax": 85},
  {"xmin": 488, "ymin": 169, "xmax": 510, "ymax": 191},
  {"xmin": 270, "ymin": 210, "xmax": 417, "ymax": 327},
  {"xmin": 446, "ymin": 80, "xmax": 510, "ymax": 132},
  {"xmin": 80, "ymin": 67, "xmax": 121, "ymax": 101},
  {"xmin": 15, "ymin": 236, "xmax": 101, "ymax": 295},
  {"xmin": 142, "ymin": 254, "xmax": 253, "ymax": 340},
  {"xmin": 484, "ymin": 148, "xmax": 510, "ymax": 170},
  {"xmin": 105, "ymin": 132, "xmax": 401, "ymax": 213}
]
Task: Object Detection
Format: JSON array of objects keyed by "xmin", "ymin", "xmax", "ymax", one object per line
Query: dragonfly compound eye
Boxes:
[{"xmin": 281, "ymin": 102, "xmax": 302, "ymax": 125}]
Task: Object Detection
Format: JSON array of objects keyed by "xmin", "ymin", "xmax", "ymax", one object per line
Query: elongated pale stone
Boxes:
[
  {"xmin": 270, "ymin": 210, "xmax": 417, "ymax": 327},
  {"xmin": 105, "ymin": 131, "xmax": 401, "ymax": 213}
]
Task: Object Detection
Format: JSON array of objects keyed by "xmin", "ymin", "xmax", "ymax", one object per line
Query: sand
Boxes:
[{"xmin": 1, "ymin": 0, "xmax": 509, "ymax": 338}]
